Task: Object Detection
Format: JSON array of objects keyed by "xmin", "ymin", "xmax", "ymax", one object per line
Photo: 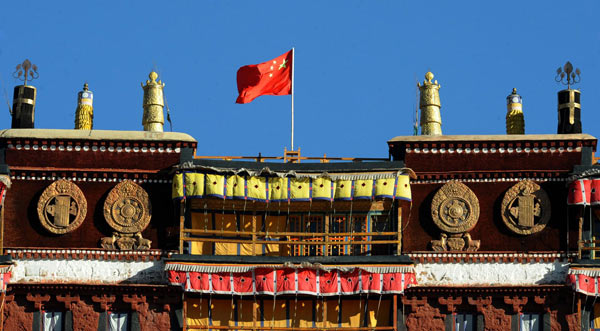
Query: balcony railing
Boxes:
[{"xmin": 579, "ymin": 239, "xmax": 600, "ymax": 259}]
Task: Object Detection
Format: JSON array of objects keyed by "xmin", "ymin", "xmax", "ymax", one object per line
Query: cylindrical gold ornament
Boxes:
[
  {"xmin": 141, "ymin": 71, "xmax": 165, "ymax": 132},
  {"xmin": 75, "ymin": 83, "xmax": 94, "ymax": 130},
  {"xmin": 418, "ymin": 72, "xmax": 442, "ymax": 135},
  {"xmin": 506, "ymin": 88, "xmax": 524, "ymax": 135}
]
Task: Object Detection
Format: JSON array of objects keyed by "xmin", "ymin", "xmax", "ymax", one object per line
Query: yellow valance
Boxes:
[{"xmin": 172, "ymin": 172, "xmax": 411, "ymax": 202}]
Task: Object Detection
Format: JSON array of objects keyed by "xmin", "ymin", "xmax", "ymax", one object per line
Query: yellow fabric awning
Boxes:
[{"xmin": 173, "ymin": 171, "xmax": 411, "ymax": 202}]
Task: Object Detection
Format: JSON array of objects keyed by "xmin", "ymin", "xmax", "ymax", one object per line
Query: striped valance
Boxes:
[
  {"xmin": 172, "ymin": 171, "xmax": 411, "ymax": 202},
  {"xmin": 167, "ymin": 263, "xmax": 416, "ymax": 296}
]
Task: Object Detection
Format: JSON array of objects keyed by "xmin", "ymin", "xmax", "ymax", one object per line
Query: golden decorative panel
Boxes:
[
  {"xmin": 431, "ymin": 181, "xmax": 480, "ymax": 234},
  {"xmin": 103, "ymin": 180, "xmax": 152, "ymax": 234},
  {"xmin": 37, "ymin": 179, "xmax": 87, "ymax": 234},
  {"xmin": 501, "ymin": 180, "xmax": 551, "ymax": 235}
]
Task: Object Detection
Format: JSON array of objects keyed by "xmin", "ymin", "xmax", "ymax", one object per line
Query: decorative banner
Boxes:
[
  {"xmin": 172, "ymin": 172, "xmax": 411, "ymax": 202},
  {"xmin": 567, "ymin": 268, "xmax": 600, "ymax": 296},
  {"xmin": 567, "ymin": 178, "xmax": 600, "ymax": 206},
  {"xmin": 166, "ymin": 264, "xmax": 416, "ymax": 296},
  {"xmin": 0, "ymin": 266, "xmax": 13, "ymax": 293}
]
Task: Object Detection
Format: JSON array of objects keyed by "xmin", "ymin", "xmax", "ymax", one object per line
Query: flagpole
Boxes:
[{"xmin": 291, "ymin": 47, "xmax": 295, "ymax": 151}]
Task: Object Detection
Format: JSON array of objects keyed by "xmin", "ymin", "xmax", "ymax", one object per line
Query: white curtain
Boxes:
[
  {"xmin": 454, "ymin": 314, "xmax": 473, "ymax": 331},
  {"xmin": 520, "ymin": 313, "xmax": 540, "ymax": 331},
  {"xmin": 109, "ymin": 313, "xmax": 129, "ymax": 331},
  {"xmin": 43, "ymin": 311, "xmax": 63, "ymax": 331}
]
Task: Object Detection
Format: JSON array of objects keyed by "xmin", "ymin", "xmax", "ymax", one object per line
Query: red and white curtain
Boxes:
[
  {"xmin": 568, "ymin": 179, "xmax": 600, "ymax": 206},
  {"xmin": 166, "ymin": 264, "xmax": 416, "ymax": 296},
  {"xmin": 0, "ymin": 266, "xmax": 11, "ymax": 293},
  {"xmin": 567, "ymin": 268, "xmax": 600, "ymax": 296}
]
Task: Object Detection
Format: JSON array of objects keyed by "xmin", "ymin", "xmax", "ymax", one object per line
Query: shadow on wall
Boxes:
[{"xmin": 534, "ymin": 261, "xmax": 569, "ymax": 285}]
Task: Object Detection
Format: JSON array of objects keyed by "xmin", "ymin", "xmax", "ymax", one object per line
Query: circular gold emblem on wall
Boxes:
[
  {"xmin": 501, "ymin": 180, "xmax": 551, "ymax": 235},
  {"xmin": 103, "ymin": 180, "xmax": 152, "ymax": 234},
  {"xmin": 431, "ymin": 181, "xmax": 480, "ymax": 233},
  {"xmin": 37, "ymin": 179, "xmax": 87, "ymax": 234}
]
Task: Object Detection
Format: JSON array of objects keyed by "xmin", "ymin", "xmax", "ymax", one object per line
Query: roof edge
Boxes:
[{"xmin": 0, "ymin": 129, "xmax": 197, "ymax": 143}]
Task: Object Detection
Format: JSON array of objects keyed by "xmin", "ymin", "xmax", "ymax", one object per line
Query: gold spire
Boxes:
[
  {"xmin": 141, "ymin": 71, "xmax": 165, "ymax": 132},
  {"xmin": 506, "ymin": 88, "xmax": 524, "ymax": 135},
  {"xmin": 75, "ymin": 83, "xmax": 94, "ymax": 130},
  {"xmin": 417, "ymin": 71, "xmax": 442, "ymax": 135}
]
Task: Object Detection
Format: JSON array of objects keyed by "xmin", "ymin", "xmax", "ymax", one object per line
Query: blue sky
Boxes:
[{"xmin": 1, "ymin": 1, "xmax": 599, "ymax": 158}]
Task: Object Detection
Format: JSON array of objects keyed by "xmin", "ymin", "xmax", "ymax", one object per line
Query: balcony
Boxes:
[{"xmin": 180, "ymin": 199, "xmax": 401, "ymax": 257}]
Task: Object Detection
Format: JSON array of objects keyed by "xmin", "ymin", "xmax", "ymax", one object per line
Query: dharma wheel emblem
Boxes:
[
  {"xmin": 37, "ymin": 179, "xmax": 87, "ymax": 234},
  {"xmin": 501, "ymin": 180, "xmax": 551, "ymax": 235},
  {"xmin": 431, "ymin": 181, "xmax": 480, "ymax": 233},
  {"xmin": 103, "ymin": 180, "xmax": 151, "ymax": 234}
]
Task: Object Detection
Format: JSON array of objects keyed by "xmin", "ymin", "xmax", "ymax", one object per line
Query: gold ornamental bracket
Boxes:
[
  {"xmin": 37, "ymin": 180, "xmax": 87, "ymax": 234},
  {"xmin": 501, "ymin": 180, "xmax": 551, "ymax": 235}
]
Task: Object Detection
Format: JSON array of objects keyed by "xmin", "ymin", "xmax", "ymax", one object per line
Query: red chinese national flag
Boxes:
[{"xmin": 236, "ymin": 50, "xmax": 293, "ymax": 104}]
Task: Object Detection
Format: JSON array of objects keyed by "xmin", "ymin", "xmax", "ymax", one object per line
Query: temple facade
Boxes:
[{"xmin": 0, "ymin": 68, "xmax": 596, "ymax": 330}]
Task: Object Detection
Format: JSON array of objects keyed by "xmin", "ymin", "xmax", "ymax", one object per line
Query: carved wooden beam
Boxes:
[
  {"xmin": 504, "ymin": 296, "xmax": 528, "ymax": 314},
  {"xmin": 438, "ymin": 296, "xmax": 462, "ymax": 313},
  {"xmin": 402, "ymin": 296, "xmax": 428, "ymax": 312},
  {"xmin": 467, "ymin": 296, "xmax": 492, "ymax": 313},
  {"xmin": 56, "ymin": 294, "xmax": 80, "ymax": 310},
  {"xmin": 91, "ymin": 294, "xmax": 116, "ymax": 311},
  {"xmin": 25, "ymin": 293, "xmax": 50, "ymax": 310},
  {"xmin": 122, "ymin": 294, "xmax": 147, "ymax": 311}
]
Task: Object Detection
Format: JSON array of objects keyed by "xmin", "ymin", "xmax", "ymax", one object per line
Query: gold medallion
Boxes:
[
  {"xmin": 103, "ymin": 180, "xmax": 151, "ymax": 234},
  {"xmin": 431, "ymin": 181, "xmax": 479, "ymax": 234},
  {"xmin": 501, "ymin": 180, "xmax": 551, "ymax": 235},
  {"xmin": 37, "ymin": 180, "xmax": 87, "ymax": 234}
]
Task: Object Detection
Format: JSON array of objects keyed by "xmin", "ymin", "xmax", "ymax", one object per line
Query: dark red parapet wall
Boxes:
[
  {"xmin": 0, "ymin": 129, "xmax": 197, "ymax": 249},
  {"xmin": 388, "ymin": 134, "xmax": 597, "ymax": 252},
  {"xmin": 0, "ymin": 129, "xmax": 196, "ymax": 170}
]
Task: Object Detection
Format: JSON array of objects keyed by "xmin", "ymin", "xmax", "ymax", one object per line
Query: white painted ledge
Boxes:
[
  {"xmin": 415, "ymin": 261, "xmax": 568, "ymax": 286},
  {"xmin": 10, "ymin": 258, "xmax": 165, "ymax": 284}
]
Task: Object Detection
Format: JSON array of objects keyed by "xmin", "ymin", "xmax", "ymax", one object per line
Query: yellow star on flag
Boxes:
[{"xmin": 279, "ymin": 59, "xmax": 288, "ymax": 70}]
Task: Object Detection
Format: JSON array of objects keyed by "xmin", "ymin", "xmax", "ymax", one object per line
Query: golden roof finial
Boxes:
[
  {"xmin": 148, "ymin": 71, "xmax": 158, "ymax": 83},
  {"xmin": 142, "ymin": 71, "xmax": 165, "ymax": 132},
  {"xmin": 418, "ymin": 71, "xmax": 442, "ymax": 135},
  {"xmin": 425, "ymin": 71, "xmax": 434, "ymax": 83},
  {"xmin": 75, "ymin": 82, "xmax": 94, "ymax": 130},
  {"xmin": 506, "ymin": 88, "xmax": 524, "ymax": 135}
]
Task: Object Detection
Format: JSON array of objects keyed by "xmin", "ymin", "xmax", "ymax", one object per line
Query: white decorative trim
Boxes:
[
  {"xmin": 406, "ymin": 146, "xmax": 580, "ymax": 154},
  {"xmin": 568, "ymin": 268, "xmax": 600, "ymax": 277},
  {"xmin": 9, "ymin": 176, "xmax": 171, "ymax": 184},
  {"xmin": 412, "ymin": 178, "xmax": 568, "ymax": 184},
  {"xmin": 8, "ymin": 144, "xmax": 181, "ymax": 154},
  {"xmin": 408, "ymin": 252, "xmax": 571, "ymax": 263}
]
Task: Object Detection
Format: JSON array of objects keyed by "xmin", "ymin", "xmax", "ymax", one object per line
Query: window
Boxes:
[
  {"xmin": 43, "ymin": 311, "xmax": 63, "ymax": 331},
  {"xmin": 453, "ymin": 313, "xmax": 474, "ymax": 331},
  {"xmin": 519, "ymin": 313, "xmax": 540, "ymax": 331},
  {"xmin": 109, "ymin": 312, "xmax": 129, "ymax": 331}
]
